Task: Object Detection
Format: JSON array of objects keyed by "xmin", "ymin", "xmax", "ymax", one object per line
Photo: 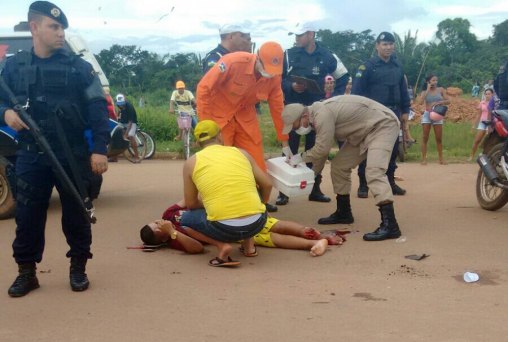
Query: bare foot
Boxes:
[
  {"xmin": 421, "ymin": 159, "xmax": 427, "ymax": 165},
  {"xmin": 322, "ymin": 234, "xmax": 343, "ymax": 245},
  {"xmin": 302, "ymin": 227, "xmax": 321, "ymax": 240},
  {"xmin": 310, "ymin": 239, "xmax": 328, "ymax": 257},
  {"xmin": 439, "ymin": 160, "xmax": 447, "ymax": 165}
]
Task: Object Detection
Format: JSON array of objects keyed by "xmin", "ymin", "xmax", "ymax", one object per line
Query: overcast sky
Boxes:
[{"xmin": 1, "ymin": 0, "xmax": 508, "ymax": 57}]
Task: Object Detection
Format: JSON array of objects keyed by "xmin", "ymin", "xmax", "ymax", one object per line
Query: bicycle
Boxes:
[
  {"xmin": 177, "ymin": 111, "xmax": 195, "ymax": 160},
  {"xmin": 126, "ymin": 126, "xmax": 156, "ymax": 160}
]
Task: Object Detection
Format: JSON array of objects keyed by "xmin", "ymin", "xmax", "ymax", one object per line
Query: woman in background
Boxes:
[
  {"xmin": 469, "ymin": 88, "xmax": 494, "ymax": 161},
  {"xmin": 417, "ymin": 74, "xmax": 450, "ymax": 165}
]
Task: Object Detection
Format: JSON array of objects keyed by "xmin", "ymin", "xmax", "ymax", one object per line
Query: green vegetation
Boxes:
[
  {"xmin": 134, "ymin": 101, "xmax": 478, "ymax": 163},
  {"xmin": 97, "ymin": 18, "xmax": 508, "ymax": 99},
  {"xmin": 99, "ymin": 17, "xmax": 507, "ymax": 162}
]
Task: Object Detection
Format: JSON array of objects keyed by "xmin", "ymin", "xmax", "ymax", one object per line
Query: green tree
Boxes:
[
  {"xmin": 435, "ymin": 18, "xmax": 478, "ymax": 64},
  {"xmin": 492, "ymin": 19, "xmax": 508, "ymax": 46}
]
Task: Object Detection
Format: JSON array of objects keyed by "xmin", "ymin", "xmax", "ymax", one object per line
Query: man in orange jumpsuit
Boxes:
[{"xmin": 197, "ymin": 41, "xmax": 289, "ymax": 212}]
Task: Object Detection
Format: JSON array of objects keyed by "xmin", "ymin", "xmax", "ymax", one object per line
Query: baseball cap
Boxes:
[
  {"xmin": 219, "ymin": 24, "xmax": 249, "ymax": 35},
  {"xmin": 282, "ymin": 103, "xmax": 306, "ymax": 134},
  {"xmin": 288, "ymin": 22, "xmax": 317, "ymax": 36},
  {"xmin": 376, "ymin": 31, "xmax": 395, "ymax": 43},
  {"xmin": 176, "ymin": 80, "xmax": 185, "ymax": 89},
  {"xmin": 115, "ymin": 94, "xmax": 126, "ymax": 106},
  {"xmin": 29, "ymin": 1, "xmax": 68, "ymax": 29},
  {"xmin": 258, "ymin": 41, "xmax": 283, "ymax": 76},
  {"xmin": 194, "ymin": 120, "xmax": 220, "ymax": 143}
]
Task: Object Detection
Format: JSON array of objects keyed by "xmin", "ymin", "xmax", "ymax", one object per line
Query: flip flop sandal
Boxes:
[
  {"xmin": 208, "ymin": 257, "xmax": 241, "ymax": 267},
  {"xmin": 239, "ymin": 246, "xmax": 258, "ymax": 257}
]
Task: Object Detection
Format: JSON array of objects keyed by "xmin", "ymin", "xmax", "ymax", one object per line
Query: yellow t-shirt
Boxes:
[
  {"xmin": 171, "ymin": 90, "xmax": 195, "ymax": 113},
  {"xmin": 192, "ymin": 145, "xmax": 265, "ymax": 221}
]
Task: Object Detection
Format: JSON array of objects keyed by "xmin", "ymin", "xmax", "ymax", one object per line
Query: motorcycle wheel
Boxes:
[
  {"xmin": 0, "ymin": 163, "xmax": 16, "ymax": 219},
  {"xmin": 476, "ymin": 143, "xmax": 508, "ymax": 211}
]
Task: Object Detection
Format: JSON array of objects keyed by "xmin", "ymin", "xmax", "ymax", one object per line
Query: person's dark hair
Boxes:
[
  {"xmin": 484, "ymin": 88, "xmax": 494, "ymax": 95},
  {"xmin": 28, "ymin": 12, "xmax": 44, "ymax": 24},
  {"xmin": 140, "ymin": 225, "xmax": 159, "ymax": 245},
  {"xmin": 424, "ymin": 74, "xmax": 435, "ymax": 83}
]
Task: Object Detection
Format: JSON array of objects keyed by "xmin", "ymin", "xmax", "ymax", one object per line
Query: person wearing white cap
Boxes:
[
  {"xmin": 276, "ymin": 21, "xmax": 349, "ymax": 206},
  {"xmin": 202, "ymin": 23, "xmax": 252, "ymax": 73},
  {"xmin": 280, "ymin": 95, "xmax": 403, "ymax": 242}
]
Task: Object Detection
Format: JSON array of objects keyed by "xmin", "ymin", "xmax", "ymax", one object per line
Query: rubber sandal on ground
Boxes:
[
  {"xmin": 239, "ymin": 246, "xmax": 258, "ymax": 257},
  {"xmin": 208, "ymin": 257, "xmax": 241, "ymax": 267}
]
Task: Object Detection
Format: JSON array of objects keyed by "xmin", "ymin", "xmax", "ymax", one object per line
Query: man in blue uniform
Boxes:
[
  {"xmin": 0, "ymin": 1, "xmax": 110, "ymax": 297},
  {"xmin": 277, "ymin": 22, "xmax": 350, "ymax": 206},
  {"xmin": 202, "ymin": 24, "xmax": 252, "ymax": 74},
  {"xmin": 494, "ymin": 60, "xmax": 508, "ymax": 109},
  {"xmin": 350, "ymin": 31, "xmax": 410, "ymax": 200}
]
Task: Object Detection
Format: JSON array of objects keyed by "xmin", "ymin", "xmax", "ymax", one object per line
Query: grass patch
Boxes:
[{"xmin": 135, "ymin": 102, "xmax": 477, "ymax": 163}]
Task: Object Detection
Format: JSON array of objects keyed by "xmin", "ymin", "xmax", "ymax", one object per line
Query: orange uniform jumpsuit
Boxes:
[{"xmin": 197, "ymin": 52, "xmax": 288, "ymax": 171}]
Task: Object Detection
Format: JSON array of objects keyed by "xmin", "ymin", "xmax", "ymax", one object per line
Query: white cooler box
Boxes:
[{"xmin": 266, "ymin": 157, "xmax": 315, "ymax": 197}]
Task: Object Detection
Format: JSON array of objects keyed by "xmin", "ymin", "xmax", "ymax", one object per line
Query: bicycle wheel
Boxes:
[
  {"xmin": 124, "ymin": 131, "xmax": 147, "ymax": 162},
  {"xmin": 182, "ymin": 128, "xmax": 191, "ymax": 160},
  {"xmin": 141, "ymin": 131, "xmax": 156, "ymax": 159}
]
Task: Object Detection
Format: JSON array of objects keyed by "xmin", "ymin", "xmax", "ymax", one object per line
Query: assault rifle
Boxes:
[{"xmin": 0, "ymin": 76, "xmax": 97, "ymax": 223}]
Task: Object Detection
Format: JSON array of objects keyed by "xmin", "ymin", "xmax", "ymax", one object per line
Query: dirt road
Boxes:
[{"xmin": 1, "ymin": 160, "xmax": 507, "ymax": 341}]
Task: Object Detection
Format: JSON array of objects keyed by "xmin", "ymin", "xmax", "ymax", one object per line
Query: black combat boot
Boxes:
[
  {"xmin": 363, "ymin": 202, "xmax": 401, "ymax": 241},
  {"xmin": 70, "ymin": 257, "xmax": 89, "ymax": 292},
  {"xmin": 357, "ymin": 174, "xmax": 369, "ymax": 198},
  {"xmin": 391, "ymin": 182, "xmax": 407, "ymax": 195},
  {"xmin": 276, "ymin": 192, "xmax": 289, "ymax": 205},
  {"xmin": 308, "ymin": 174, "xmax": 331, "ymax": 202},
  {"xmin": 318, "ymin": 194, "xmax": 354, "ymax": 225},
  {"xmin": 388, "ymin": 172, "xmax": 406, "ymax": 195},
  {"xmin": 8, "ymin": 263, "xmax": 40, "ymax": 297}
]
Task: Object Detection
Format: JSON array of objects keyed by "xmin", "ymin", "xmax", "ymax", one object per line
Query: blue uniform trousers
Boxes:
[{"xmin": 12, "ymin": 150, "xmax": 93, "ymax": 264}]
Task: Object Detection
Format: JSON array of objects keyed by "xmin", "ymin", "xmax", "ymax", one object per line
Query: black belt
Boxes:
[{"xmin": 18, "ymin": 141, "xmax": 43, "ymax": 154}]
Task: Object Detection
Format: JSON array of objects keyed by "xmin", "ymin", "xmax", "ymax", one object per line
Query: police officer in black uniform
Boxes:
[
  {"xmin": 351, "ymin": 32, "xmax": 410, "ymax": 201},
  {"xmin": 277, "ymin": 22, "xmax": 349, "ymax": 206},
  {"xmin": 0, "ymin": 1, "xmax": 110, "ymax": 297},
  {"xmin": 494, "ymin": 60, "xmax": 508, "ymax": 109}
]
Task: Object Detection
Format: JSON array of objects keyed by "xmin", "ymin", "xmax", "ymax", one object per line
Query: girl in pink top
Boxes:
[{"xmin": 469, "ymin": 88, "xmax": 494, "ymax": 161}]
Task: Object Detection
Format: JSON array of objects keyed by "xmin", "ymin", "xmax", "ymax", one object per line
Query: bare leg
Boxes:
[
  {"xmin": 433, "ymin": 125, "xmax": 446, "ymax": 164},
  {"xmin": 421, "ymin": 123, "xmax": 431, "ymax": 165},
  {"xmin": 270, "ymin": 220, "xmax": 321, "ymax": 239},
  {"xmin": 470, "ymin": 130, "xmax": 486, "ymax": 161},
  {"xmin": 129, "ymin": 136, "xmax": 140, "ymax": 160},
  {"xmin": 184, "ymin": 227, "xmax": 233, "ymax": 260},
  {"xmin": 270, "ymin": 233, "xmax": 329, "ymax": 257}
]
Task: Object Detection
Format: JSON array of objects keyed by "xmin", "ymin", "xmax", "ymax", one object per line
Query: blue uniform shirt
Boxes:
[
  {"xmin": 0, "ymin": 49, "xmax": 110, "ymax": 155},
  {"xmin": 351, "ymin": 54, "xmax": 410, "ymax": 115},
  {"xmin": 282, "ymin": 42, "xmax": 349, "ymax": 105},
  {"xmin": 202, "ymin": 44, "xmax": 230, "ymax": 74}
]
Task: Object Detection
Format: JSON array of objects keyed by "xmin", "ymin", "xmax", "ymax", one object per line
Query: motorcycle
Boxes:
[
  {"xmin": 0, "ymin": 118, "xmax": 141, "ymax": 219},
  {"xmin": 476, "ymin": 109, "xmax": 508, "ymax": 210}
]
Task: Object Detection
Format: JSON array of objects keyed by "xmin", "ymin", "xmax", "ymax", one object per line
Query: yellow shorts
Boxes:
[{"xmin": 253, "ymin": 217, "xmax": 278, "ymax": 247}]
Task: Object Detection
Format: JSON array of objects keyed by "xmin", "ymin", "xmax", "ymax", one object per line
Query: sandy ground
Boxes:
[{"xmin": 1, "ymin": 159, "xmax": 507, "ymax": 342}]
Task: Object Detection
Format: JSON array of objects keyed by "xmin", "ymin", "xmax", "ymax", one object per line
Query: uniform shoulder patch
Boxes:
[{"xmin": 218, "ymin": 62, "xmax": 226, "ymax": 73}]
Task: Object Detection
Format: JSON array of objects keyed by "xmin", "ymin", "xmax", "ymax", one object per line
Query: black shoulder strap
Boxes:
[{"xmin": 16, "ymin": 51, "xmax": 34, "ymax": 99}]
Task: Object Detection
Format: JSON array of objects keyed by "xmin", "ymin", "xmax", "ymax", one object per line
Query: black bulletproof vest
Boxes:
[
  {"xmin": 13, "ymin": 51, "xmax": 85, "ymax": 147},
  {"xmin": 365, "ymin": 58, "xmax": 404, "ymax": 106}
]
